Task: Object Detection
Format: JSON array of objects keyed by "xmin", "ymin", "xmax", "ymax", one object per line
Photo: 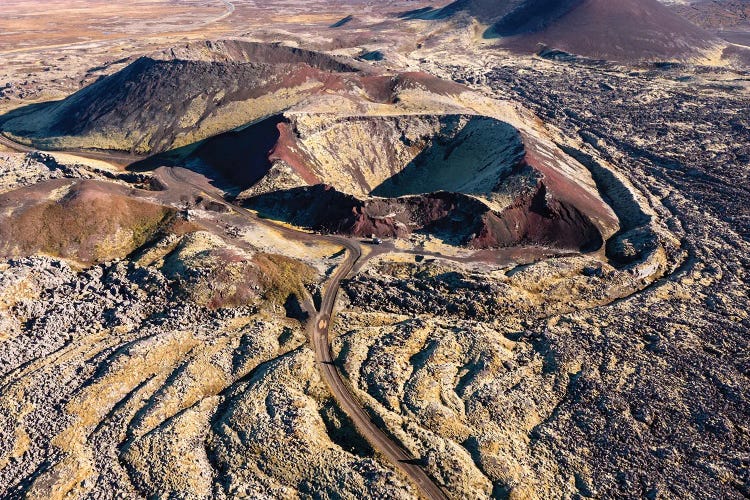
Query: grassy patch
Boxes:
[
  {"xmin": 1, "ymin": 182, "xmax": 174, "ymax": 264},
  {"xmin": 253, "ymin": 253, "xmax": 316, "ymax": 305}
]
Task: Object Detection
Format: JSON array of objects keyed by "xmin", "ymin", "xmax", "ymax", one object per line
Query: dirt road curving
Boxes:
[
  {"xmin": 311, "ymin": 245, "xmax": 450, "ymax": 500},
  {"xmin": 160, "ymin": 166, "xmax": 448, "ymax": 499}
]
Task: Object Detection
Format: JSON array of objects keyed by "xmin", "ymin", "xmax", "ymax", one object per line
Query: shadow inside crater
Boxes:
[
  {"xmin": 371, "ymin": 115, "xmax": 525, "ymax": 198},
  {"xmin": 128, "ymin": 114, "xmax": 285, "ymax": 197}
]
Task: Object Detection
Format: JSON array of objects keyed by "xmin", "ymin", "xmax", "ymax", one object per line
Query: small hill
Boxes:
[{"xmin": 0, "ymin": 180, "xmax": 174, "ymax": 264}]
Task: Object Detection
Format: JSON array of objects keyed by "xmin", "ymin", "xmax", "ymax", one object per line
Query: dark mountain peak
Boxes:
[{"xmin": 408, "ymin": 0, "xmax": 719, "ymax": 62}]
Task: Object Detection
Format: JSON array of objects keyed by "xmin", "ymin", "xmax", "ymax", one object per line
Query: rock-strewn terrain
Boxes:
[
  {"xmin": 0, "ymin": 251, "xmax": 413, "ymax": 499},
  {"xmin": 669, "ymin": 0, "xmax": 750, "ymax": 31},
  {"xmin": 0, "ymin": 2, "xmax": 748, "ymax": 498},
  {"xmin": 321, "ymin": 49, "xmax": 750, "ymax": 499}
]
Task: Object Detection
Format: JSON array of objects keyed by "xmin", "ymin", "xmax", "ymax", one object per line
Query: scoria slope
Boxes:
[
  {"xmin": 405, "ymin": 0, "xmax": 720, "ymax": 62},
  {"xmin": 0, "ymin": 40, "xmax": 361, "ymax": 155}
]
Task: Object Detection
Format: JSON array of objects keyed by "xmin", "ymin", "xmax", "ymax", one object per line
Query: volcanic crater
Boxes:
[
  {"xmin": 175, "ymin": 111, "xmax": 615, "ymax": 251},
  {"xmin": 1, "ymin": 40, "xmax": 619, "ymax": 253}
]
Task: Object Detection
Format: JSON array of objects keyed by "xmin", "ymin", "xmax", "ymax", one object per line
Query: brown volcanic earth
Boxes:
[
  {"xmin": 0, "ymin": 179, "xmax": 174, "ymax": 265},
  {"xmin": 404, "ymin": 0, "xmax": 720, "ymax": 61}
]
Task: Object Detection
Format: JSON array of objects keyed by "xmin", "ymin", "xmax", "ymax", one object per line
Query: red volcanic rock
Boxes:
[
  {"xmin": 247, "ymin": 184, "xmax": 603, "ymax": 251},
  {"xmin": 269, "ymin": 122, "xmax": 321, "ymax": 186},
  {"xmin": 469, "ymin": 182, "xmax": 602, "ymax": 250},
  {"xmin": 519, "ymin": 133, "xmax": 619, "ymax": 241}
]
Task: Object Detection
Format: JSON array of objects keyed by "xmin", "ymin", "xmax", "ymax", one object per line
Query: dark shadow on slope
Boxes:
[
  {"xmin": 0, "ymin": 100, "xmax": 59, "ymax": 128},
  {"xmin": 283, "ymin": 293, "xmax": 308, "ymax": 320},
  {"xmin": 319, "ymin": 398, "xmax": 375, "ymax": 457},
  {"xmin": 398, "ymin": 0, "xmax": 580, "ymax": 31},
  {"xmin": 330, "ymin": 15, "xmax": 354, "ymax": 28},
  {"xmin": 484, "ymin": 0, "xmax": 583, "ymax": 38},
  {"xmin": 371, "ymin": 116, "xmax": 525, "ymax": 198},
  {"xmin": 358, "ymin": 50, "xmax": 385, "ymax": 62},
  {"xmin": 399, "ymin": 0, "xmax": 479, "ymax": 20},
  {"xmin": 246, "ymin": 185, "xmax": 363, "ymax": 233},
  {"xmin": 397, "ymin": 6, "xmax": 444, "ymax": 20},
  {"xmin": 189, "ymin": 115, "xmax": 284, "ymax": 188},
  {"xmin": 247, "ymin": 184, "xmax": 602, "ymax": 251},
  {"xmin": 558, "ymin": 145, "xmax": 650, "ymax": 230},
  {"xmin": 129, "ymin": 115, "xmax": 286, "ymax": 194}
]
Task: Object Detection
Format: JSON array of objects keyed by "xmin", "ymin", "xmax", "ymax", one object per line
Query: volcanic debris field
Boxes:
[{"xmin": 0, "ymin": 2, "xmax": 749, "ymax": 500}]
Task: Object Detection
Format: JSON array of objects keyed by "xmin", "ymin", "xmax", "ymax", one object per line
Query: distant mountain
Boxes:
[{"xmin": 407, "ymin": 0, "xmax": 719, "ymax": 62}]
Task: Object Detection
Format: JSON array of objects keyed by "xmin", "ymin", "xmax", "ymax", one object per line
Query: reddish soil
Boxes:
[
  {"xmin": 247, "ymin": 183, "xmax": 603, "ymax": 251},
  {"xmin": 269, "ymin": 122, "xmax": 321, "ymax": 186},
  {"xmin": 519, "ymin": 133, "xmax": 619, "ymax": 239},
  {"xmin": 0, "ymin": 179, "xmax": 174, "ymax": 264},
  {"xmin": 470, "ymin": 182, "xmax": 602, "ymax": 250}
]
